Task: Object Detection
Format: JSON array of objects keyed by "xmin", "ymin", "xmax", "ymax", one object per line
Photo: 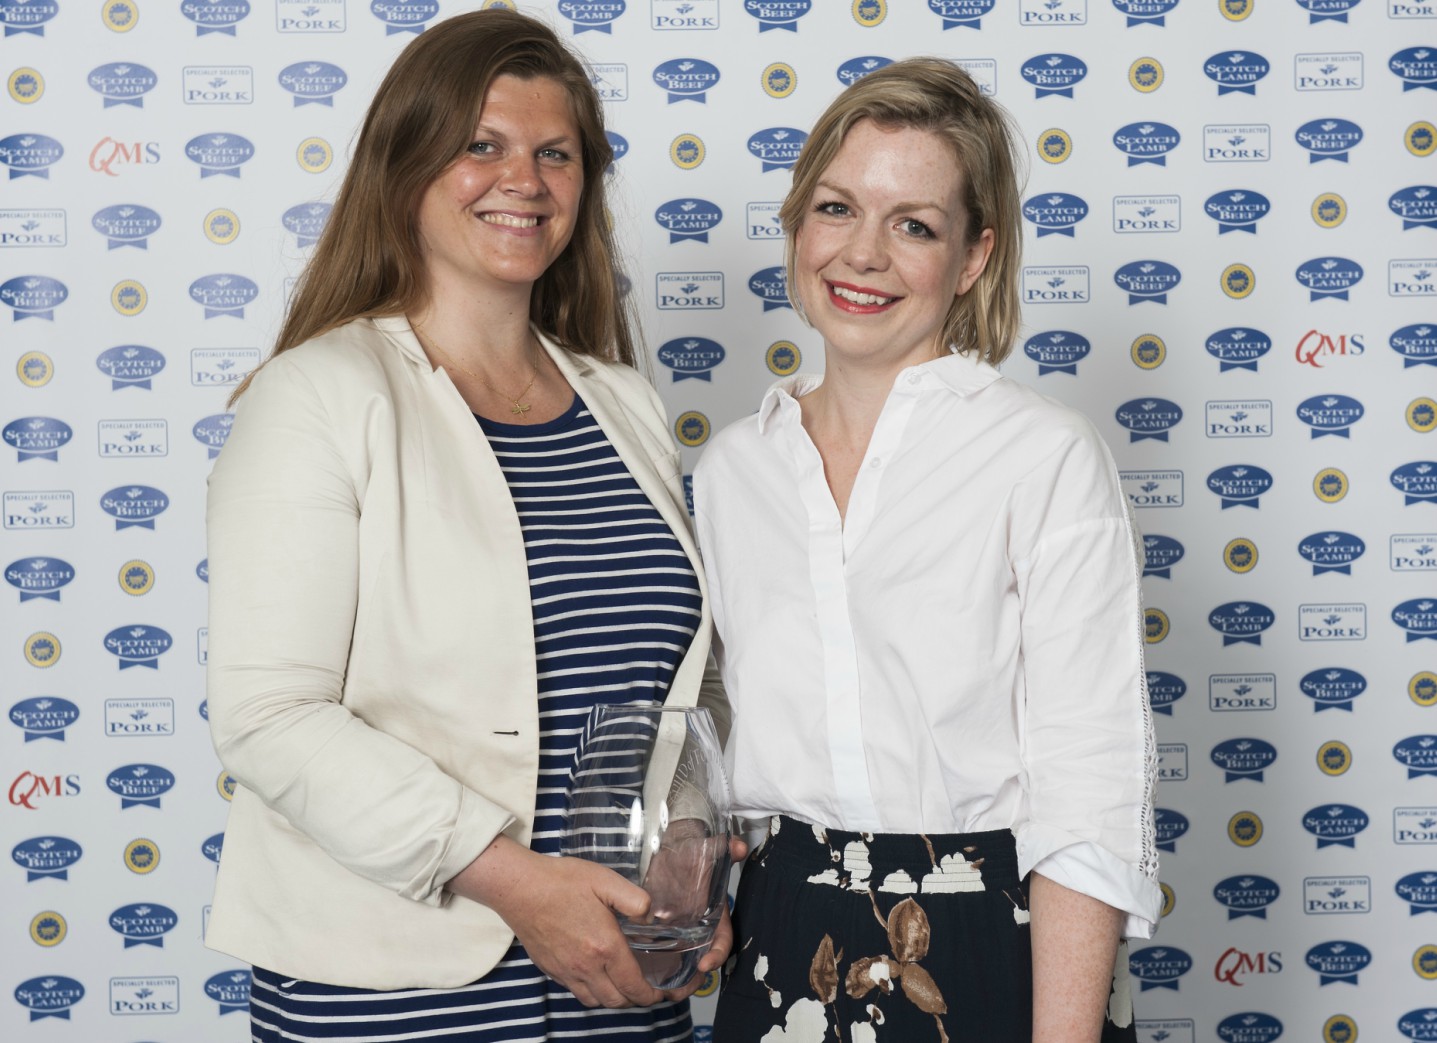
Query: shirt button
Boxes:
[
  {"xmin": 907, "ymin": 373, "xmax": 922, "ymax": 386},
  {"xmin": 869, "ymin": 457, "xmax": 882, "ymax": 469}
]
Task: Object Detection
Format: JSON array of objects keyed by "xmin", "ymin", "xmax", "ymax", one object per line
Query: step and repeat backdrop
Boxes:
[{"xmin": 2, "ymin": 0, "xmax": 1433, "ymax": 1039}]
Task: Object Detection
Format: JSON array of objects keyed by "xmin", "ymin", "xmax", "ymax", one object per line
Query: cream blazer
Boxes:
[{"xmin": 204, "ymin": 316, "xmax": 724, "ymax": 989}]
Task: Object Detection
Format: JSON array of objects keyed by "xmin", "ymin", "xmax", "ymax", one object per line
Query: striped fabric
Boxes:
[{"xmin": 250, "ymin": 395, "xmax": 703, "ymax": 1043}]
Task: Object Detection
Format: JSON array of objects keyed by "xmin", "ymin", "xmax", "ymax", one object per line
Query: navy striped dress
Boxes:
[{"xmin": 250, "ymin": 394, "xmax": 704, "ymax": 1043}]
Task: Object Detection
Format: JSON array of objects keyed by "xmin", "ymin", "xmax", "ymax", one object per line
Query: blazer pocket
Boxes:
[{"xmin": 650, "ymin": 449, "xmax": 683, "ymax": 483}]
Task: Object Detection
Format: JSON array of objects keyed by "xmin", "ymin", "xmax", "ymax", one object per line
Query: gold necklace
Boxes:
[{"xmin": 417, "ymin": 327, "xmax": 539, "ymax": 415}]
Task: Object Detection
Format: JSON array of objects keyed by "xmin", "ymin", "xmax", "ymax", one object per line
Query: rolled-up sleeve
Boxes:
[
  {"xmin": 206, "ymin": 355, "xmax": 513, "ymax": 906},
  {"xmin": 1010, "ymin": 428, "xmax": 1161, "ymax": 939}
]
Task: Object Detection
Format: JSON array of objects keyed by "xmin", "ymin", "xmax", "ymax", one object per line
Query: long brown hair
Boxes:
[
  {"xmin": 779, "ymin": 58, "xmax": 1025, "ymax": 366},
  {"xmin": 231, "ymin": 9, "xmax": 633, "ymax": 400}
]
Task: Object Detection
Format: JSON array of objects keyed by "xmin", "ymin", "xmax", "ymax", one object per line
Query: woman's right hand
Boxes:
[{"xmin": 446, "ymin": 835, "xmax": 664, "ymax": 1008}]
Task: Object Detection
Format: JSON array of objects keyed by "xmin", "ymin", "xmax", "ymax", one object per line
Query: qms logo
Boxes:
[
  {"xmin": 1295, "ymin": 330, "xmax": 1364, "ymax": 367},
  {"xmin": 1214, "ymin": 949, "xmax": 1282, "ymax": 986},
  {"xmin": 7, "ymin": 771, "xmax": 81, "ymax": 810}
]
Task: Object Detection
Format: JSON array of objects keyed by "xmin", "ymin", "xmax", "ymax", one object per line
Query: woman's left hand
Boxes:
[{"xmin": 661, "ymin": 836, "xmax": 747, "ymax": 1001}]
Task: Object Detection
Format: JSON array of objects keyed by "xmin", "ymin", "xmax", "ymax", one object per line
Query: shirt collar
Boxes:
[{"xmin": 755, "ymin": 349, "xmax": 1003, "ymax": 435}]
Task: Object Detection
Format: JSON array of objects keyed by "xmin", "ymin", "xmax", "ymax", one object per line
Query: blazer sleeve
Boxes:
[{"xmin": 205, "ymin": 353, "xmax": 513, "ymax": 907}]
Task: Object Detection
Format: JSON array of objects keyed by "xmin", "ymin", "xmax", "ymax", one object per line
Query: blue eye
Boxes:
[
  {"xmin": 466, "ymin": 141, "xmax": 495, "ymax": 155},
  {"xmin": 815, "ymin": 201, "xmax": 849, "ymax": 216},
  {"xmin": 902, "ymin": 218, "xmax": 934, "ymax": 239}
]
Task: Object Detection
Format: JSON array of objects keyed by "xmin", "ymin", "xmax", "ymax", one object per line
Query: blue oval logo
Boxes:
[
  {"xmin": 1393, "ymin": 47, "xmax": 1437, "ymax": 91},
  {"xmin": 1401, "ymin": 1007, "xmax": 1437, "ymax": 1042},
  {"xmin": 11, "ymin": 835, "xmax": 83, "ymax": 880},
  {"xmin": 204, "ymin": 969, "xmax": 252, "ymax": 1013},
  {"xmin": 0, "ymin": 0, "xmax": 60, "ymax": 35},
  {"xmin": 744, "ymin": 0, "xmax": 812, "ymax": 31},
  {"xmin": 1112, "ymin": 122, "xmax": 1181, "ymax": 166},
  {"xmin": 1204, "ymin": 189, "xmax": 1270, "ymax": 234},
  {"xmin": 1395, "ymin": 599, "xmax": 1437, "ymax": 642},
  {"xmin": 653, "ymin": 58, "xmax": 720, "ymax": 102},
  {"xmin": 1204, "ymin": 50, "xmax": 1270, "ymax": 94},
  {"xmin": 837, "ymin": 55, "xmax": 894, "ymax": 87},
  {"xmin": 282, "ymin": 201, "xmax": 331, "ymax": 248},
  {"xmin": 202, "ymin": 832, "xmax": 225, "ymax": 865},
  {"xmin": 109, "ymin": 901, "xmax": 179, "ymax": 947},
  {"xmin": 1213, "ymin": 873, "xmax": 1281, "ymax": 917},
  {"xmin": 88, "ymin": 62, "xmax": 158, "ymax": 108},
  {"xmin": 1021, "ymin": 53, "xmax": 1087, "ymax": 98},
  {"xmin": 0, "ymin": 133, "xmax": 63, "ymax": 178},
  {"xmin": 1216, "ymin": 1013, "xmax": 1283, "ymax": 1043},
  {"xmin": 1143, "ymin": 536, "xmax": 1184, "ymax": 579},
  {"xmin": 196, "ymin": 559, "xmax": 209, "ymax": 583},
  {"xmin": 1297, "ymin": 531, "xmax": 1365, "ymax": 575},
  {"xmin": 92, "ymin": 204, "xmax": 161, "ymax": 250},
  {"xmin": 103, "ymin": 626, "xmax": 174, "ymax": 670},
  {"xmin": 1212, "ymin": 738, "xmax": 1278, "ymax": 781},
  {"xmin": 184, "ymin": 132, "xmax": 255, "ymax": 178},
  {"xmin": 1154, "ymin": 807, "xmax": 1189, "ymax": 852},
  {"xmin": 190, "ymin": 274, "xmax": 258, "ymax": 319},
  {"xmin": 654, "ymin": 198, "xmax": 722, "ymax": 244},
  {"xmin": 1295, "ymin": 118, "xmax": 1363, "ymax": 162},
  {"xmin": 193, "ymin": 413, "xmax": 235, "ymax": 458},
  {"xmin": 556, "ymin": 0, "xmax": 624, "ymax": 32},
  {"xmin": 1393, "ymin": 324, "xmax": 1437, "ymax": 368},
  {"xmin": 96, "ymin": 345, "xmax": 166, "ymax": 390},
  {"xmin": 106, "ymin": 763, "xmax": 176, "ymax": 808},
  {"xmin": 1302, "ymin": 803, "xmax": 1370, "ymax": 848},
  {"xmin": 1022, "ymin": 192, "xmax": 1088, "ymax": 238},
  {"xmin": 1296, "ymin": 394, "xmax": 1365, "ymax": 439},
  {"xmin": 1113, "ymin": 0, "xmax": 1178, "ymax": 24},
  {"xmin": 1128, "ymin": 945, "xmax": 1193, "ymax": 990},
  {"xmin": 13, "ymin": 975, "xmax": 84, "ymax": 1020},
  {"xmin": 3, "ymin": 416, "xmax": 73, "ymax": 462},
  {"xmin": 604, "ymin": 130, "xmax": 628, "ymax": 168},
  {"xmin": 1398, "ymin": 874, "xmax": 1437, "ymax": 916},
  {"xmin": 657, "ymin": 337, "xmax": 726, "ymax": 382},
  {"xmin": 1115, "ymin": 261, "xmax": 1181, "ymax": 304},
  {"xmin": 1208, "ymin": 603, "xmax": 1276, "ymax": 647},
  {"xmin": 8, "ymin": 696, "xmax": 79, "ymax": 740},
  {"xmin": 1, "ymin": 275, "xmax": 68, "ymax": 319},
  {"xmin": 1146, "ymin": 671, "xmax": 1187, "ymax": 716},
  {"xmin": 1392, "ymin": 186, "xmax": 1437, "ymax": 230},
  {"xmin": 1300, "ymin": 667, "xmax": 1367, "ymax": 711},
  {"xmin": 749, "ymin": 266, "xmax": 791, "ymax": 311},
  {"xmin": 1114, "ymin": 397, "xmax": 1183, "ymax": 442},
  {"xmin": 1394, "ymin": 462, "xmax": 1437, "ymax": 505},
  {"xmin": 5, "ymin": 558, "xmax": 74, "ymax": 602},
  {"xmin": 278, "ymin": 61, "xmax": 348, "ymax": 106},
  {"xmin": 1296, "ymin": 0, "xmax": 1359, "ymax": 18},
  {"xmin": 1295, "ymin": 256, "xmax": 1363, "ymax": 301},
  {"xmin": 1023, "ymin": 330, "xmax": 1089, "ymax": 375},
  {"xmin": 747, "ymin": 127, "xmax": 807, "ymax": 172},
  {"xmin": 181, "ymin": 0, "xmax": 251, "ymax": 33},
  {"xmin": 1306, "ymin": 941, "xmax": 1372, "ymax": 985},
  {"xmin": 100, "ymin": 485, "xmax": 170, "ymax": 530},
  {"xmin": 1206, "ymin": 327, "xmax": 1271, "ymax": 372}
]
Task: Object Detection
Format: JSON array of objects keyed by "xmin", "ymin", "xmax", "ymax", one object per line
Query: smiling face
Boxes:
[
  {"xmin": 793, "ymin": 120, "xmax": 994, "ymax": 371},
  {"xmin": 414, "ymin": 74, "xmax": 584, "ymax": 304}
]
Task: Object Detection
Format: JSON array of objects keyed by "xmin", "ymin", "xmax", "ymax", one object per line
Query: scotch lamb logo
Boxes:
[
  {"xmin": 1114, "ymin": 397, "xmax": 1182, "ymax": 441},
  {"xmin": 654, "ymin": 199, "xmax": 722, "ymax": 243},
  {"xmin": 1296, "ymin": 257, "xmax": 1362, "ymax": 301},
  {"xmin": 1022, "ymin": 330, "xmax": 1090, "ymax": 375},
  {"xmin": 1204, "ymin": 51, "xmax": 1270, "ymax": 94},
  {"xmin": 1022, "ymin": 193, "xmax": 1088, "ymax": 237},
  {"xmin": 926, "ymin": 0, "xmax": 995, "ymax": 29},
  {"xmin": 1128, "ymin": 946, "xmax": 1193, "ymax": 991},
  {"xmin": 181, "ymin": 0, "xmax": 252, "ymax": 35},
  {"xmin": 3, "ymin": 416, "xmax": 72, "ymax": 461},
  {"xmin": 1394, "ymin": 599, "xmax": 1437, "ymax": 642},
  {"xmin": 1113, "ymin": 122, "xmax": 1181, "ymax": 166},
  {"xmin": 1208, "ymin": 602, "xmax": 1275, "ymax": 645},
  {"xmin": 8, "ymin": 696, "xmax": 79, "ymax": 739},
  {"xmin": 369, "ymin": 0, "xmax": 439, "ymax": 33},
  {"xmin": 1296, "ymin": 0, "xmax": 1358, "ymax": 20},
  {"xmin": 1393, "ymin": 462, "xmax": 1437, "ymax": 505},
  {"xmin": 1205, "ymin": 327, "xmax": 1270, "ymax": 372},
  {"xmin": 1297, "ymin": 532, "xmax": 1364, "ymax": 574},
  {"xmin": 189, "ymin": 274, "xmax": 258, "ymax": 318},
  {"xmin": 1393, "ymin": 48, "xmax": 1437, "ymax": 92},
  {"xmin": 1112, "ymin": 0, "xmax": 1179, "ymax": 25},
  {"xmin": 88, "ymin": 62, "xmax": 158, "ymax": 107},
  {"xmin": 1020, "ymin": 53, "xmax": 1087, "ymax": 98},
  {"xmin": 1399, "ymin": 1008, "xmax": 1437, "ymax": 1042},
  {"xmin": 104, "ymin": 626, "xmax": 173, "ymax": 669},
  {"xmin": 1302, "ymin": 804, "xmax": 1370, "ymax": 848},
  {"xmin": 1396, "ymin": 735, "xmax": 1437, "ymax": 776},
  {"xmin": 1213, "ymin": 874, "xmax": 1281, "ymax": 917},
  {"xmin": 743, "ymin": 0, "xmax": 811, "ymax": 31},
  {"xmin": 282, "ymin": 202, "xmax": 331, "ymax": 248},
  {"xmin": 109, "ymin": 901, "xmax": 178, "ymax": 947},
  {"xmin": 1145, "ymin": 670, "xmax": 1186, "ymax": 715},
  {"xmin": 1392, "ymin": 186, "xmax": 1437, "ymax": 230},
  {"xmin": 13, "ymin": 975, "xmax": 84, "ymax": 1021},
  {"xmin": 837, "ymin": 56, "xmax": 893, "ymax": 86},
  {"xmin": 747, "ymin": 127, "xmax": 807, "ymax": 171},
  {"xmin": 0, "ymin": 133, "xmax": 63, "ymax": 179}
]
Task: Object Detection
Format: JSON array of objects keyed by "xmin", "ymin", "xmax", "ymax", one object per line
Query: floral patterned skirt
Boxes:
[{"xmin": 713, "ymin": 815, "xmax": 1135, "ymax": 1043}]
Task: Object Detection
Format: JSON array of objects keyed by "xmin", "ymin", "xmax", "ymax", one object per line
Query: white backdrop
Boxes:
[{"xmin": 2, "ymin": 1, "xmax": 1433, "ymax": 1040}]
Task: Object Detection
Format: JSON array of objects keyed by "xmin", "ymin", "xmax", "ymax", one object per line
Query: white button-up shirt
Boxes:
[{"xmin": 693, "ymin": 350, "xmax": 1160, "ymax": 938}]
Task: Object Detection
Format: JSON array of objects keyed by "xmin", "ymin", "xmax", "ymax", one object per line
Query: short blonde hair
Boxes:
[{"xmin": 780, "ymin": 58, "xmax": 1025, "ymax": 365}]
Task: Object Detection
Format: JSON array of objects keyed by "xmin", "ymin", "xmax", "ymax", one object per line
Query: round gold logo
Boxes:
[
  {"xmin": 852, "ymin": 0, "xmax": 886, "ymax": 25},
  {"xmin": 1159, "ymin": 881, "xmax": 1175, "ymax": 918},
  {"xmin": 218, "ymin": 770, "xmax": 237, "ymax": 801},
  {"xmin": 1129, "ymin": 57, "xmax": 1164, "ymax": 93},
  {"xmin": 766, "ymin": 340, "xmax": 801, "ymax": 376},
  {"xmin": 204, "ymin": 208, "xmax": 241, "ymax": 245},
  {"xmin": 1313, "ymin": 467, "xmax": 1348, "ymax": 503},
  {"xmin": 17, "ymin": 351, "xmax": 54, "ymax": 387},
  {"xmin": 297, "ymin": 137, "xmax": 334, "ymax": 173},
  {"xmin": 1409, "ymin": 121, "xmax": 1437, "ymax": 158},
  {"xmin": 670, "ymin": 134, "xmax": 705, "ymax": 170},
  {"xmin": 1312, "ymin": 192, "xmax": 1346, "ymax": 229},
  {"xmin": 1416, "ymin": 944, "xmax": 1437, "ymax": 980},
  {"xmin": 1220, "ymin": 0, "xmax": 1253, "ymax": 19},
  {"xmin": 1036, "ymin": 128, "xmax": 1072, "ymax": 164},
  {"xmin": 118, "ymin": 560, "xmax": 155, "ymax": 596},
  {"xmin": 675, "ymin": 410, "xmax": 710, "ymax": 447},
  {"xmin": 480, "ymin": 0, "xmax": 517, "ymax": 7},
  {"xmin": 1223, "ymin": 538, "xmax": 1258, "ymax": 574},
  {"xmin": 1221, "ymin": 263, "xmax": 1255, "ymax": 300},
  {"xmin": 1409, "ymin": 397, "xmax": 1437, "ymax": 434},
  {"xmin": 1317, "ymin": 740, "xmax": 1352, "ymax": 776},
  {"xmin": 25, "ymin": 631, "xmax": 61, "ymax": 668},
  {"xmin": 763, "ymin": 62, "xmax": 797, "ymax": 99},
  {"xmin": 1227, "ymin": 811, "xmax": 1262, "ymax": 847},
  {"xmin": 30, "ymin": 911, "xmax": 66, "ymax": 947},
  {"xmin": 111, "ymin": 279, "xmax": 147, "ymax": 317},
  {"xmin": 103, "ymin": 0, "xmax": 140, "ymax": 32},
  {"xmin": 1130, "ymin": 334, "xmax": 1166, "ymax": 370},
  {"xmin": 8, "ymin": 67, "xmax": 44, "ymax": 103},
  {"xmin": 695, "ymin": 969, "xmax": 720, "ymax": 996},
  {"xmin": 1143, "ymin": 608, "xmax": 1169, "ymax": 644},
  {"xmin": 124, "ymin": 837, "xmax": 161, "ymax": 874},
  {"xmin": 1412, "ymin": 671, "xmax": 1437, "ymax": 708},
  {"xmin": 1322, "ymin": 1014, "xmax": 1358, "ymax": 1043}
]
